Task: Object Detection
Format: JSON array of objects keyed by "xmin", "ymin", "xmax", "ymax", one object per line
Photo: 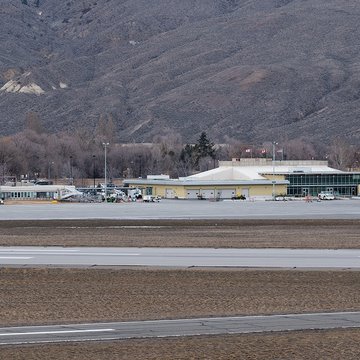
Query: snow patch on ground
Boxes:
[{"xmin": 0, "ymin": 80, "xmax": 45, "ymax": 95}]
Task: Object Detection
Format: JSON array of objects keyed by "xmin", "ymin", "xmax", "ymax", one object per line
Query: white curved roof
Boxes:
[{"xmin": 185, "ymin": 164, "xmax": 342, "ymax": 181}]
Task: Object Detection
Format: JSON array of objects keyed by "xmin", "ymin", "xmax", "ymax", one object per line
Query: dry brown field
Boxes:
[
  {"xmin": 1, "ymin": 219, "xmax": 360, "ymax": 358},
  {"xmin": 1, "ymin": 268, "xmax": 359, "ymax": 326},
  {"xmin": 1, "ymin": 219, "xmax": 360, "ymax": 248},
  {"xmin": 1, "ymin": 267, "xmax": 360, "ymax": 358}
]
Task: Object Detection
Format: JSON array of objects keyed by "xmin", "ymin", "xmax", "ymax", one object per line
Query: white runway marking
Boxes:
[
  {"xmin": 0, "ymin": 249, "xmax": 78, "ymax": 252},
  {"xmin": 0, "ymin": 329, "xmax": 115, "ymax": 336},
  {"xmin": 0, "ymin": 250, "xmax": 140, "ymax": 256},
  {"xmin": 0, "ymin": 257, "xmax": 33, "ymax": 260}
]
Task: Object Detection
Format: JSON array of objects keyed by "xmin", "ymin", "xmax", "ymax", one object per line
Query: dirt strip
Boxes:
[
  {"xmin": 1, "ymin": 329, "xmax": 360, "ymax": 359},
  {"xmin": 0, "ymin": 268, "xmax": 359, "ymax": 326},
  {"xmin": 0, "ymin": 219, "xmax": 360, "ymax": 248}
]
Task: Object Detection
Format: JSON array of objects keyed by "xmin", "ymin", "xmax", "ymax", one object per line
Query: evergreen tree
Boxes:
[
  {"xmin": 194, "ymin": 132, "xmax": 215, "ymax": 163},
  {"xmin": 179, "ymin": 133, "xmax": 216, "ymax": 173}
]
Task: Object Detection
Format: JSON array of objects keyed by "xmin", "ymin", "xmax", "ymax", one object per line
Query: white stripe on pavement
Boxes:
[{"xmin": 0, "ymin": 329, "xmax": 115, "ymax": 336}]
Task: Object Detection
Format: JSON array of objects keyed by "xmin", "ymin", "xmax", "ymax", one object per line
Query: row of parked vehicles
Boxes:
[{"xmin": 105, "ymin": 187, "xmax": 161, "ymax": 202}]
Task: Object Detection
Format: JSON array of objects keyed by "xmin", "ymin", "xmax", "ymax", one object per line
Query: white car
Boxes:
[
  {"xmin": 0, "ymin": 199, "xmax": 4, "ymax": 205},
  {"xmin": 143, "ymin": 195, "xmax": 161, "ymax": 202},
  {"xmin": 318, "ymin": 192, "xmax": 335, "ymax": 200}
]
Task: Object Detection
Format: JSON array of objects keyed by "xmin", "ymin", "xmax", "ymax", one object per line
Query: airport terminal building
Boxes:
[{"xmin": 124, "ymin": 158, "xmax": 360, "ymax": 200}]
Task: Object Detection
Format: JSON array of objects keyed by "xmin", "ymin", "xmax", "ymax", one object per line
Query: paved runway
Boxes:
[
  {"xmin": 1, "ymin": 199, "xmax": 360, "ymax": 220},
  {"xmin": 1, "ymin": 247, "xmax": 360, "ymax": 268},
  {"xmin": 1, "ymin": 312, "xmax": 360, "ymax": 345}
]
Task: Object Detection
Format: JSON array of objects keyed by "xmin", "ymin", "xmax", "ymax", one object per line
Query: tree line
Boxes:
[
  {"xmin": 0, "ymin": 116, "xmax": 220, "ymax": 185},
  {"xmin": 0, "ymin": 115, "xmax": 359, "ymax": 185}
]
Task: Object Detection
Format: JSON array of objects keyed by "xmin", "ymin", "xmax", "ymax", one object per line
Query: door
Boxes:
[
  {"xmin": 165, "ymin": 188, "xmax": 175, "ymax": 199},
  {"xmin": 218, "ymin": 189, "xmax": 236, "ymax": 199},
  {"xmin": 186, "ymin": 189, "xmax": 200, "ymax": 199},
  {"xmin": 201, "ymin": 189, "xmax": 215, "ymax": 199},
  {"xmin": 302, "ymin": 188, "xmax": 309, "ymax": 196}
]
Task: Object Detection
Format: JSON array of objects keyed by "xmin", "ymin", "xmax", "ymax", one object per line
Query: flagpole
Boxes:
[{"xmin": 272, "ymin": 141, "xmax": 278, "ymax": 200}]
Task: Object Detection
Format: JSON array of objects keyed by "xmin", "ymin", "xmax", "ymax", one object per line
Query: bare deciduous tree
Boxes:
[{"xmin": 328, "ymin": 138, "xmax": 355, "ymax": 170}]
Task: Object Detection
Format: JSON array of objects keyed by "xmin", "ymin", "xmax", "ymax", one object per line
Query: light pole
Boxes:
[
  {"xmin": 103, "ymin": 143, "xmax": 109, "ymax": 201},
  {"xmin": 48, "ymin": 161, "xmax": 54, "ymax": 184},
  {"xmin": 272, "ymin": 142, "xmax": 278, "ymax": 200},
  {"xmin": 92, "ymin": 155, "xmax": 96, "ymax": 191},
  {"xmin": 69, "ymin": 156, "xmax": 73, "ymax": 185},
  {"xmin": 138, "ymin": 154, "xmax": 142, "ymax": 178}
]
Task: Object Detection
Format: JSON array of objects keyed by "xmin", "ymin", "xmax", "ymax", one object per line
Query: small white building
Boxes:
[{"xmin": 0, "ymin": 185, "xmax": 81, "ymax": 201}]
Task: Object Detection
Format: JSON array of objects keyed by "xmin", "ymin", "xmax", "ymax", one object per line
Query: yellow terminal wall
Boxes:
[{"xmin": 128, "ymin": 183, "xmax": 287, "ymax": 199}]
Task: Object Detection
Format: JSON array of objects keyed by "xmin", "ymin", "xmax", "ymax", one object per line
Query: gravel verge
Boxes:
[{"xmin": 0, "ymin": 219, "xmax": 360, "ymax": 248}]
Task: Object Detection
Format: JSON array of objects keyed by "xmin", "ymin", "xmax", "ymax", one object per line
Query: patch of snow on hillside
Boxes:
[{"xmin": 0, "ymin": 80, "xmax": 45, "ymax": 95}]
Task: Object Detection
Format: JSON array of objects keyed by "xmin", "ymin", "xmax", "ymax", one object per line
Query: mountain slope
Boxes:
[{"xmin": 1, "ymin": 0, "xmax": 360, "ymax": 143}]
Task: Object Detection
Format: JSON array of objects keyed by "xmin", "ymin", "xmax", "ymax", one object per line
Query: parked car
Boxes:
[
  {"xmin": 0, "ymin": 198, "xmax": 4, "ymax": 205},
  {"xmin": 318, "ymin": 192, "xmax": 335, "ymax": 200},
  {"xmin": 143, "ymin": 195, "xmax": 161, "ymax": 202}
]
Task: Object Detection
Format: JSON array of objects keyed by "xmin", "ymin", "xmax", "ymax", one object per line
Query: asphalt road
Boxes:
[
  {"xmin": 1, "ymin": 247, "xmax": 360, "ymax": 268},
  {"xmin": 1, "ymin": 312, "xmax": 359, "ymax": 345},
  {"xmin": 0, "ymin": 199, "xmax": 360, "ymax": 220}
]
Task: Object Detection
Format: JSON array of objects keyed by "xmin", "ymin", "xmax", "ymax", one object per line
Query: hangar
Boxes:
[{"xmin": 124, "ymin": 158, "xmax": 360, "ymax": 200}]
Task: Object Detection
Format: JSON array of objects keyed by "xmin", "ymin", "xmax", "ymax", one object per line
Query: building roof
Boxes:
[
  {"xmin": 124, "ymin": 179, "xmax": 289, "ymax": 186},
  {"xmin": 183, "ymin": 164, "xmax": 341, "ymax": 182},
  {"xmin": 124, "ymin": 159, "xmax": 347, "ymax": 187},
  {"xmin": 183, "ymin": 166, "xmax": 267, "ymax": 181}
]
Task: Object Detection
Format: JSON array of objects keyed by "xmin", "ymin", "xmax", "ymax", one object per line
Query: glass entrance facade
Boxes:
[{"xmin": 285, "ymin": 173, "xmax": 360, "ymax": 197}]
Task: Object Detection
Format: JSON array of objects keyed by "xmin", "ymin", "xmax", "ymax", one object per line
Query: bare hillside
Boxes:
[{"xmin": 1, "ymin": 0, "xmax": 360, "ymax": 143}]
